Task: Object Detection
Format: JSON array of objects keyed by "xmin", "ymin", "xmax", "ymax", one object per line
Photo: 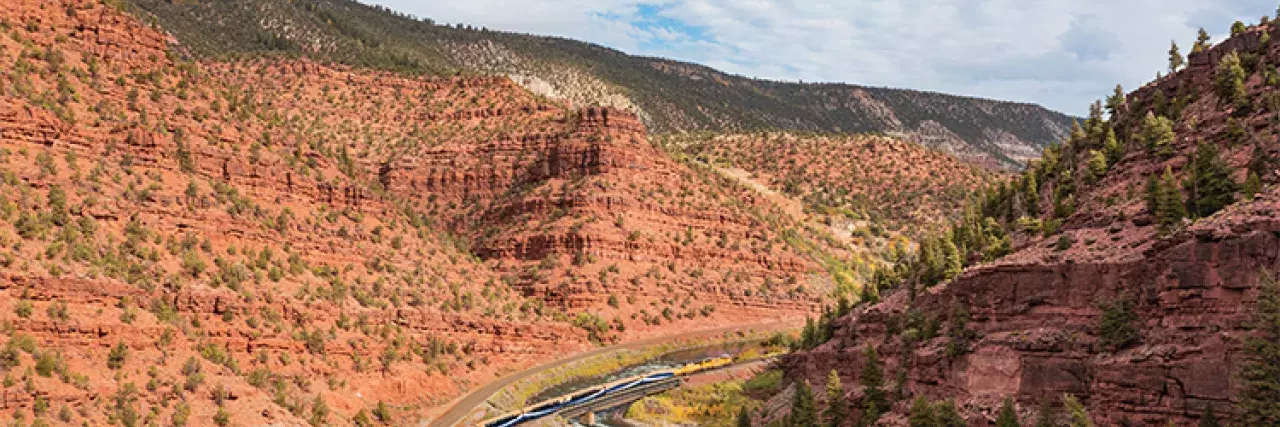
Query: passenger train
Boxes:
[{"xmin": 482, "ymin": 355, "xmax": 735, "ymax": 427}]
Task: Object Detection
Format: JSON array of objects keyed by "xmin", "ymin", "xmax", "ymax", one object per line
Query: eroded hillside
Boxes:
[
  {"xmin": 768, "ymin": 20, "xmax": 1280, "ymax": 427},
  {"xmin": 123, "ymin": 0, "xmax": 1076, "ymax": 168},
  {"xmin": 0, "ymin": 1, "xmax": 839, "ymax": 425},
  {"xmin": 660, "ymin": 132, "xmax": 999, "ymax": 237}
]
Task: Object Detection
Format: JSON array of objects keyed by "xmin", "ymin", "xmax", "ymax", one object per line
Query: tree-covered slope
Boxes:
[{"xmin": 123, "ymin": 0, "xmax": 1076, "ymax": 168}]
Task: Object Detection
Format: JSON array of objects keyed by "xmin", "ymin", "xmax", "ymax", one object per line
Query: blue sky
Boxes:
[{"xmin": 365, "ymin": 0, "xmax": 1278, "ymax": 115}]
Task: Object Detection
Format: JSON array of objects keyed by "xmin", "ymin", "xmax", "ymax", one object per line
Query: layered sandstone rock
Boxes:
[
  {"xmin": 777, "ymin": 21, "xmax": 1280, "ymax": 427},
  {"xmin": 0, "ymin": 1, "xmax": 825, "ymax": 425}
]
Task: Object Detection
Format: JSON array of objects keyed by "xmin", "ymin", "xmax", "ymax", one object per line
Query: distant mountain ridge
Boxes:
[{"xmin": 124, "ymin": 0, "xmax": 1076, "ymax": 168}]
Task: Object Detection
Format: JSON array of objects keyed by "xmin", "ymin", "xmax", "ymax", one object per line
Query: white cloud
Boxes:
[{"xmin": 364, "ymin": 0, "xmax": 1277, "ymax": 115}]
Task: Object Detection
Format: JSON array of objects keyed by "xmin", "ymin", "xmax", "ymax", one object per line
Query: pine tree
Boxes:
[
  {"xmin": 918, "ymin": 237, "xmax": 938, "ymax": 285},
  {"xmin": 860, "ymin": 345, "xmax": 886, "ymax": 419},
  {"xmin": 908, "ymin": 396, "xmax": 936, "ymax": 427},
  {"xmin": 941, "ymin": 238, "xmax": 962, "ymax": 281},
  {"xmin": 1153, "ymin": 88, "xmax": 1169, "ymax": 117},
  {"xmin": 997, "ymin": 397, "xmax": 1021, "ymax": 427},
  {"xmin": 823, "ymin": 370, "xmax": 848, "ymax": 427},
  {"xmin": 1145, "ymin": 174, "xmax": 1161, "ymax": 215},
  {"xmin": 800, "ymin": 317, "xmax": 817, "ymax": 350},
  {"xmin": 1084, "ymin": 101, "xmax": 1105, "ymax": 144},
  {"xmin": 1194, "ymin": 28, "xmax": 1212, "ymax": 53},
  {"xmin": 1052, "ymin": 186, "xmax": 1074, "ymax": 219},
  {"xmin": 1023, "ymin": 173, "xmax": 1040, "ymax": 217},
  {"xmin": 1103, "ymin": 128, "xmax": 1123, "ymax": 165},
  {"xmin": 738, "ymin": 406, "xmax": 753, "ymax": 427},
  {"xmin": 1069, "ymin": 120, "xmax": 1085, "ymax": 144},
  {"xmin": 1034, "ymin": 399, "xmax": 1056, "ymax": 427},
  {"xmin": 1139, "ymin": 112, "xmax": 1175, "ymax": 156},
  {"xmin": 1157, "ymin": 167, "xmax": 1188, "ymax": 234},
  {"xmin": 935, "ymin": 400, "xmax": 965, "ymax": 427},
  {"xmin": 859, "ymin": 401, "xmax": 881, "ymax": 427},
  {"xmin": 1189, "ymin": 142, "xmax": 1238, "ymax": 218},
  {"xmin": 1199, "ymin": 404, "xmax": 1219, "ymax": 427},
  {"xmin": 1086, "ymin": 150, "xmax": 1108, "ymax": 183},
  {"xmin": 790, "ymin": 380, "xmax": 818, "ymax": 427},
  {"xmin": 1237, "ymin": 272, "xmax": 1280, "ymax": 425},
  {"xmin": 1243, "ymin": 170, "xmax": 1262, "ymax": 199},
  {"xmin": 1063, "ymin": 394, "xmax": 1095, "ymax": 427},
  {"xmin": 1232, "ymin": 21, "xmax": 1248, "ymax": 36},
  {"xmin": 859, "ymin": 281, "xmax": 880, "ymax": 305},
  {"xmin": 1169, "ymin": 40, "xmax": 1185, "ymax": 73},
  {"xmin": 1215, "ymin": 51, "xmax": 1248, "ymax": 109},
  {"xmin": 1105, "ymin": 84, "xmax": 1125, "ymax": 119}
]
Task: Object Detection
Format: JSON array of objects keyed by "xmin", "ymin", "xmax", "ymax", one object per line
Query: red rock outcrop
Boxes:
[
  {"xmin": 0, "ymin": 1, "xmax": 824, "ymax": 425},
  {"xmin": 777, "ymin": 21, "xmax": 1280, "ymax": 427}
]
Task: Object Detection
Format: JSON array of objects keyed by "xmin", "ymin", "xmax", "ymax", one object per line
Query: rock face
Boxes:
[
  {"xmin": 776, "ymin": 22, "xmax": 1280, "ymax": 427},
  {"xmin": 0, "ymin": 1, "xmax": 836, "ymax": 425},
  {"xmin": 377, "ymin": 103, "xmax": 821, "ymax": 315},
  {"xmin": 782, "ymin": 216, "xmax": 1278, "ymax": 425}
]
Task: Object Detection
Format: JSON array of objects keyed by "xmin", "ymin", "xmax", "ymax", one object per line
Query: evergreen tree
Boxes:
[
  {"xmin": 1199, "ymin": 404, "xmax": 1219, "ymax": 427},
  {"xmin": 790, "ymin": 380, "xmax": 818, "ymax": 427},
  {"xmin": 1157, "ymin": 167, "xmax": 1188, "ymax": 234},
  {"xmin": 1243, "ymin": 170, "xmax": 1262, "ymax": 200},
  {"xmin": 908, "ymin": 396, "xmax": 936, "ymax": 427},
  {"xmin": 1068, "ymin": 120, "xmax": 1086, "ymax": 144},
  {"xmin": 1084, "ymin": 101, "xmax": 1106, "ymax": 144},
  {"xmin": 941, "ymin": 238, "xmax": 962, "ymax": 281},
  {"xmin": 935, "ymin": 400, "xmax": 965, "ymax": 427},
  {"xmin": 918, "ymin": 237, "xmax": 939, "ymax": 285},
  {"xmin": 1189, "ymin": 142, "xmax": 1238, "ymax": 218},
  {"xmin": 1052, "ymin": 186, "xmax": 1074, "ymax": 219},
  {"xmin": 860, "ymin": 345, "xmax": 886, "ymax": 418},
  {"xmin": 996, "ymin": 397, "xmax": 1021, "ymax": 427},
  {"xmin": 1237, "ymin": 272, "xmax": 1280, "ymax": 425},
  {"xmin": 1096, "ymin": 295, "xmax": 1140, "ymax": 350},
  {"xmin": 1086, "ymin": 150, "xmax": 1108, "ymax": 183},
  {"xmin": 1215, "ymin": 51, "xmax": 1248, "ymax": 109},
  {"xmin": 1023, "ymin": 173, "xmax": 1040, "ymax": 217},
  {"xmin": 1249, "ymin": 143, "xmax": 1273, "ymax": 177},
  {"xmin": 1145, "ymin": 174, "xmax": 1161, "ymax": 215},
  {"xmin": 1153, "ymin": 89, "xmax": 1169, "ymax": 117},
  {"xmin": 738, "ymin": 406, "xmax": 753, "ymax": 427},
  {"xmin": 1194, "ymin": 28, "xmax": 1212, "ymax": 53},
  {"xmin": 1034, "ymin": 399, "xmax": 1057, "ymax": 427},
  {"xmin": 1232, "ymin": 20, "xmax": 1248, "ymax": 36},
  {"xmin": 823, "ymin": 370, "xmax": 848, "ymax": 427},
  {"xmin": 859, "ymin": 401, "xmax": 881, "ymax": 427},
  {"xmin": 1169, "ymin": 40, "xmax": 1185, "ymax": 73},
  {"xmin": 1063, "ymin": 394, "xmax": 1095, "ymax": 427},
  {"xmin": 1139, "ymin": 112, "xmax": 1176, "ymax": 156},
  {"xmin": 1103, "ymin": 128, "xmax": 1123, "ymax": 165},
  {"xmin": 859, "ymin": 281, "xmax": 880, "ymax": 305},
  {"xmin": 800, "ymin": 317, "xmax": 817, "ymax": 350},
  {"xmin": 1105, "ymin": 84, "xmax": 1125, "ymax": 119}
]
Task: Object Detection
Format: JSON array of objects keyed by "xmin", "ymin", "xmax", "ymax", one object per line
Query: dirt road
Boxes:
[{"xmin": 427, "ymin": 320, "xmax": 800, "ymax": 427}]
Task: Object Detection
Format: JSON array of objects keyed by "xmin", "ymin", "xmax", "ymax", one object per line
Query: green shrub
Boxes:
[
  {"xmin": 107, "ymin": 341, "xmax": 128, "ymax": 370},
  {"xmin": 1096, "ymin": 296, "xmax": 1139, "ymax": 351}
]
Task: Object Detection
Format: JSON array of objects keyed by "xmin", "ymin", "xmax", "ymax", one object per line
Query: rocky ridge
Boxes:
[
  {"xmin": 0, "ymin": 1, "xmax": 832, "ymax": 424},
  {"xmin": 773, "ymin": 20, "xmax": 1280, "ymax": 427},
  {"xmin": 123, "ymin": 0, "xmax": 1077, "ymax": 169}
]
